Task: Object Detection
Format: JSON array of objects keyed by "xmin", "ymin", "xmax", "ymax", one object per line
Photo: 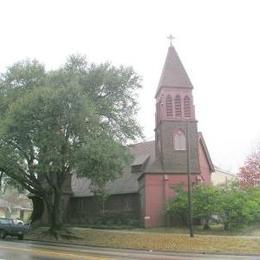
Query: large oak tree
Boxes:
[{"xmin": 0, "ymin": 56, "xmax": 142, "ymax": 234}]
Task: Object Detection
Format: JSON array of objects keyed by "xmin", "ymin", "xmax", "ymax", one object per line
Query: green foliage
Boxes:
[
  {"xmin": 1, "ymin": 59, "xmax": 45, "ymax": 90},
  {"xmin": 85, "ymin": 212, "xmax": 140, "ymax": 227},
  {"xmin": 0, "ymin": 172, "xmax": 24, "ymax": 193},
  {"xmin": 70, "ymin": 207, "xmax": 140, "ymax": 227},
  {"xmin": 247, "ymin": 187, "xmax": 260, "ymax": 212},
  {"xmin": 193, "ymin": 184, "xmax": 221, "ymax": 229},
  {"xmin": 218, "ymin": 184, "xmax": 260, "ymax": 230},
  {"xmin": 166, "ymin": 186, "xmax": 188, "ymax": 225},
  {"xmin": 166, "ymin": 183, "xmax": 260, "ymax": 231},
  {"xmin": 0, "ymin": 56, "xmax": 142, "ymax": 231}
]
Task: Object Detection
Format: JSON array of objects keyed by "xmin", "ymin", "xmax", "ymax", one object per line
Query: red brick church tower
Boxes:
[
  {"xmin": 138, "ymin": 41, "xmax": 214, "ymax": 227},
  {"xmin": 155, "ymin": 41, "xmax": 199, "ymax": 173}
]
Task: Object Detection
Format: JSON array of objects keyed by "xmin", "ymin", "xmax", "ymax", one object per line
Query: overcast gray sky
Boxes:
[{"xmin": 1, "ymin": 0, "xmax": 260, "ymax": 173}]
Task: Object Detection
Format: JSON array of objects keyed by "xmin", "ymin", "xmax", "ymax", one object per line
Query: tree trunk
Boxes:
[
  {"xmin": 224, "ymin": 222, "xmax": 229, "ymax": 231},
  {"xmin": 30, "ymin": 196, "xmax": 45, "ymax": 224},
  {"xmin": 45, "ymin": 188, "xmax": 64, "ymax": 237},
  {"xmin": 102, "ymin": 199, "xmax": 106, "ymax": 216},
  {"xmin": 203, "ymin": 218, "xmax": 211, "ymax": 230}
]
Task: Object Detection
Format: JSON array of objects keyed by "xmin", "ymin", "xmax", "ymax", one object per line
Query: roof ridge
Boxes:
[{"xmin": 128, "ymin": 140, "xmax": 155, "ymax": 147}]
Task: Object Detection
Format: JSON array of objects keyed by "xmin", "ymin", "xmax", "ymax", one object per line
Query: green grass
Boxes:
[
  {"xmin": 25, "ymin": 224, "xmax": 260, "ymax": 255},
  {"xmin": 141, "ymin": 223, "xmax": 260, "ymax": 236}
]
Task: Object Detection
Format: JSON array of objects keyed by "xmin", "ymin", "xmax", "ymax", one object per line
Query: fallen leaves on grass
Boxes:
[{"xmin": 26, "ymin": 228, "xmax": 260, "ymax": 255}]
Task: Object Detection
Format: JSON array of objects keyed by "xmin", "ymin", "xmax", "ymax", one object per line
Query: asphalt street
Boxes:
[{"xmin": 0, "ymin": 239, "xmax": 260, "ymax": 260}]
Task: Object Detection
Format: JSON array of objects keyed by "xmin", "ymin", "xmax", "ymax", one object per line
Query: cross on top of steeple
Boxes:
[
  {"xmin": 155, "ymin": 36, "xmax": 193, "ymax": 97},
  {"xmin": 167, "ymin": 34, "xmax": 175, "ymax": 46}
]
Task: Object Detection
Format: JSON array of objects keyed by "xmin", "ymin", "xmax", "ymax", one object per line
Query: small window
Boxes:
[
  {"xmin": 166, "ymin": 95, "xmax": 173, "ymax": 117},
  {"xmin": 175, "ymin": 95, "xmax": 182, "ymax": 117},
  {"xmin": 174, "ymin": 130, "xmax": 186, "ymax": 150},
  {"xmin": 184, "ymin": 96, "xmax": 191, "ymax": 117}
]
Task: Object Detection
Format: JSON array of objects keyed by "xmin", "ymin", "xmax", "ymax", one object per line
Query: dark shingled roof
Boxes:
[
  {"xmin": 131, "ymin": 154, "xmax": 150, "ymax": 166},
  {"xmin": 156, "ymin": 45, "xmax": 193, "ymax": 97},
  {"xmin": 71, "ymin": 140, "xmax": 155, "ymax": 197},
  {"xmin": 198, "ymin": 132, "xmax": 215, "ymax": 172}
]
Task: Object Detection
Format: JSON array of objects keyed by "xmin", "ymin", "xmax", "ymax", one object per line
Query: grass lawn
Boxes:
[
  {"xmin": 143, "ymin": 224, "xmax": 260, "ymax": 236},
  {"xmin": 25, "ymin": 224, "xmax": 260, "ymax": 255}
]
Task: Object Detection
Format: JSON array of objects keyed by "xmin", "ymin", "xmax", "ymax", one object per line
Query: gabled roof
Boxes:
[
  {"xmin": 131, "ymin": 154, "xmax": 150, "ymax": 166},
  {"xmin": 72, "ymin": 140, "xmax": 155, "ymax": 197},
  {"xmin": 198, "ymin": 132, "xmax": 215, "ymax": 172},
  {"xmin": 156, "ymin": 45, "xmax": 193, "ymax": 97}
]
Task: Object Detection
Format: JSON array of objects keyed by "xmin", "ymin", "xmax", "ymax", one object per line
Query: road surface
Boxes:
[{"xmin": 0, "ymin": 239, "xmax": 259, "ymax": 259}]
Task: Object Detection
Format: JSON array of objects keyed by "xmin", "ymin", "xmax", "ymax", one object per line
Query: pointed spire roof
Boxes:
[{"xmin": 156, "ymin": 45, "xmax": 193, "ymax": 97}]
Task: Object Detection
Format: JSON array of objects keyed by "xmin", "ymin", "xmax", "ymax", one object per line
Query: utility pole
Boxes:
[{"xmin": 186, "ymin": 120, "xmax": 194, "ymax": 237}]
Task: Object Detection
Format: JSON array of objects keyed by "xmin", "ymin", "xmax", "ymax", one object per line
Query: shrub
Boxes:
[
  {"xmin": 218, "ymin": 184, "xmax": 260, "ymax": 230},
  {"xmin": 166, "ymin": 186, "xmax": 189, "ymax": 226},
  {"xmin": 166, "ymin": 183, "xmax": 260, "ymax": 231}
]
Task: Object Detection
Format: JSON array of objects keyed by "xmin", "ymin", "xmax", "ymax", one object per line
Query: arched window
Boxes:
[
  {"xmin": 174, "ymin": 130, "xmax": 186, "ymax": 150},
  {"xmin": 166, "ymin": 95, "xmax": 173, "ymax": 117},
  {"xmin": 175, "ymin": 95, "xmax": 182, "ymax": 117},
  {"xmin": 184, "ymin": 96, "xmax": 191, "ymax": 117}
]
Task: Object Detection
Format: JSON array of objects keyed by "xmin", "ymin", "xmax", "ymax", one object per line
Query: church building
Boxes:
[{"xmin": 66, "ymin": 42, "xmax": 215, "ymax": 228}]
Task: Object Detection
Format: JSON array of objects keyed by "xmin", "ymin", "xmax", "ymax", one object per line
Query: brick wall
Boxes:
[{"xmin": 142, "ymin": 173, "xmax": 198, "ymax": 227}]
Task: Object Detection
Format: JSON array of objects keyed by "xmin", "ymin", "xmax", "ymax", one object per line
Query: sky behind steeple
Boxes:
[{"xmin": 1, "ymin": 0, "xmax": 260, "ymax": 173}]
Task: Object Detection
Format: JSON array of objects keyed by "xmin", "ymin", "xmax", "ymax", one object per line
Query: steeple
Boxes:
[
  {"xmin": 156, "ymin": 44, "xmax": 193, "ymax": 97},
  {"xmin": 154, "ymin": 42, "xmax": 199, "ymax": 173}
]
